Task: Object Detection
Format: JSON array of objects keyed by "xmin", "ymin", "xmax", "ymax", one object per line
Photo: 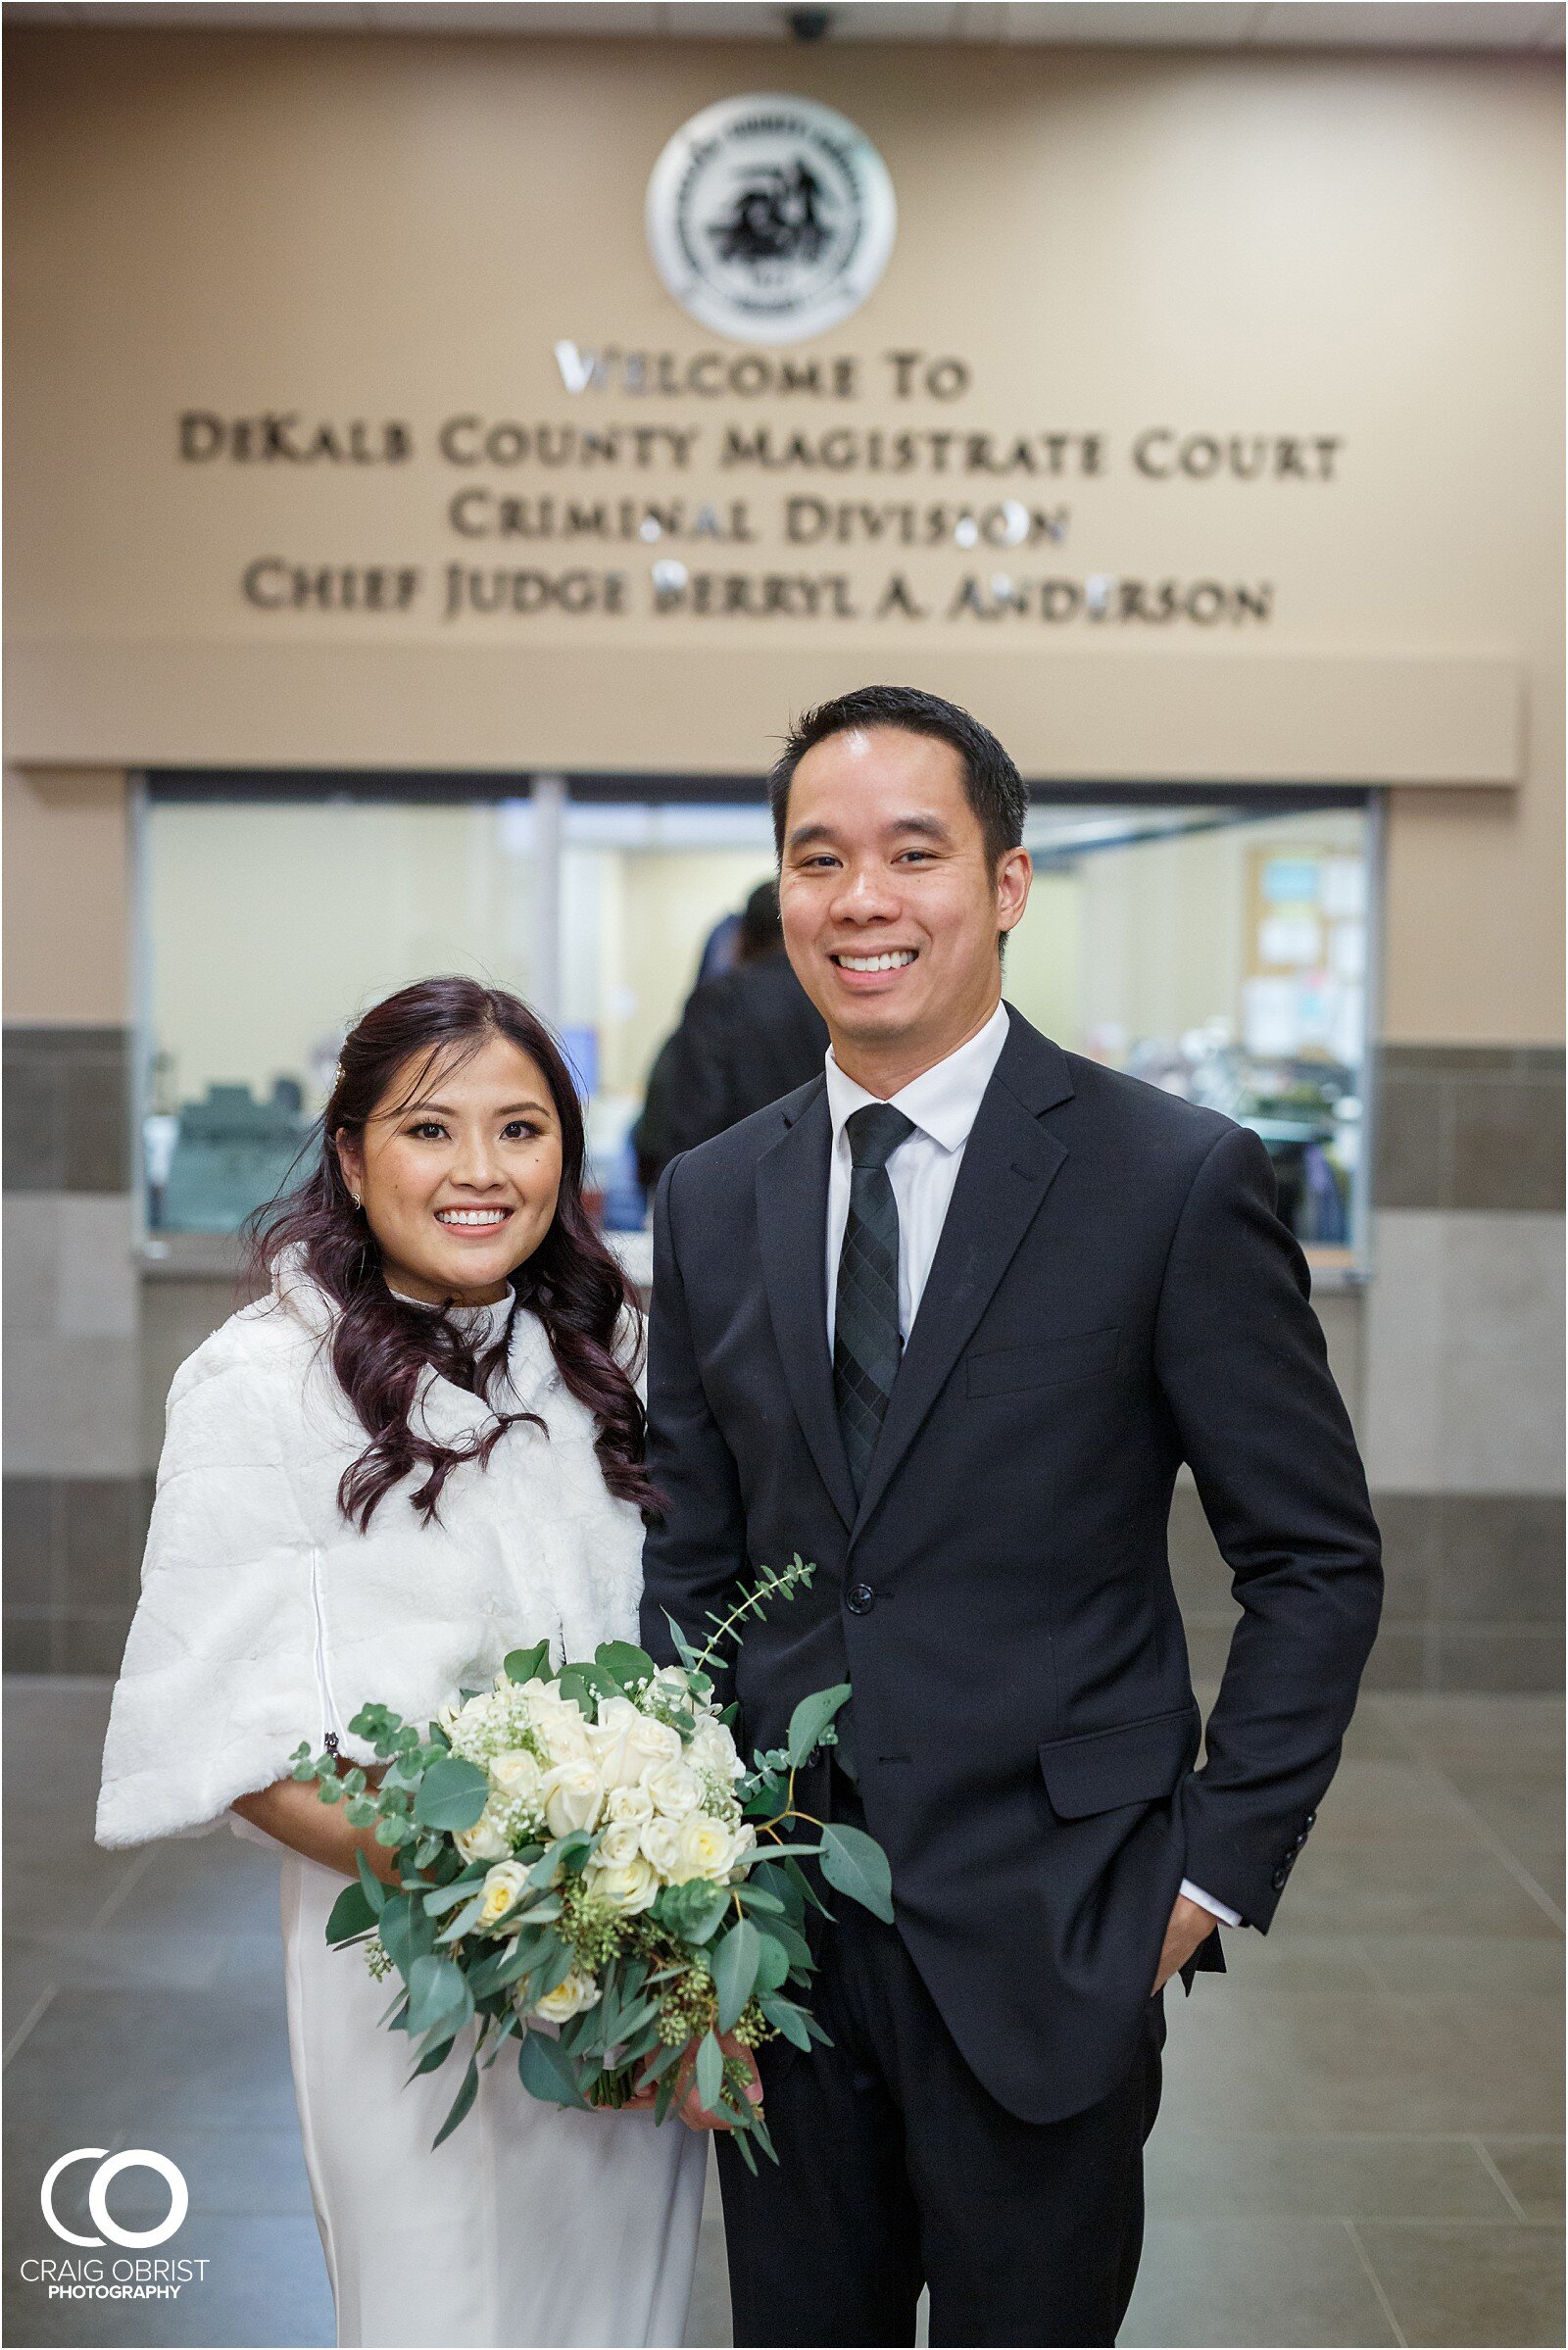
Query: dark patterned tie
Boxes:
[{"xmin": 834, "ymin": 1102, "xmax": 915, "ymax": 1497}]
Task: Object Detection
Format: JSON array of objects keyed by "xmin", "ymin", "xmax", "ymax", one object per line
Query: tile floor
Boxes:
[{"xmin": 4, "ymin": 1679, "xmax": 1561, "ymax": 2349}]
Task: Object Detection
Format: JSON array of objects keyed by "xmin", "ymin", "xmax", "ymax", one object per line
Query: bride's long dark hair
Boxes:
[{"xmin": 248, "ymin": 977, "xmax": 655, "ymax": 1531}]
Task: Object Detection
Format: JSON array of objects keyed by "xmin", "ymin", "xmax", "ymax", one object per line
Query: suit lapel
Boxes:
[
  {"xmin": 756, "ymin": 1081, "xmax": 858, "ymax": 1533},
  {"xmin": 850, "ymin": 1013, "xmax": 1073, "ymax": 1542}
]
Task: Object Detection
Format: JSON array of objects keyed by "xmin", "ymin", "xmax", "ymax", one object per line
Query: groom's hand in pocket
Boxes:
[{"xmin": 1151, "ymin": 1891, "xmax": 1218, "ymax": 1994}]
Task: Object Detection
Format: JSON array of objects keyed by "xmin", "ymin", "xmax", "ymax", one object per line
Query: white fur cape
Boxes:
[{"xmin": 96, "ymin": 1259, "xmax": 645, "ymax": 1849}]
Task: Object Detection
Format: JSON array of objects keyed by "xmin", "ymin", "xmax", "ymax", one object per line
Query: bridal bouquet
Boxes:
[{"xmin": 290, "ymin": 1557, "xmax": 890, "ymax": 2164}]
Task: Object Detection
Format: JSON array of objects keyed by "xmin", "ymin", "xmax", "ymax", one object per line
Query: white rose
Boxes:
[
  {"xmin": 585, "ymin": 1854, "xmax": 660, "ymax": 1915},
  {"xmin": 672, "ymin": 1812, "xmax": 743, "ymax": 1884},
  {"xmin": 690, "ymin": 1717, "xmax": 744, "ymax": 1782},
  {"xmin": 454, "ymin": 1807, "xmax": 513, "ymax": 1864},
  {"xmin": 624, "ymin": 1713, "xmax": 683, "ymax": 1775},
  {"xmin": 728, "ymin": 1819, "xmax": 758, "ymax": 1876},
  {"xmin": 597, "ymin": 1820, "xmax": 644, "ymax": 1868},
  {"xmin": 521, "ymin": 1683, "xmax": 594, "ymax": 1763},
  {"xmin": 588, "ymin": 1695, "xmax": 652, "ymax": 1790},
  {"xmin": 540, "ymin": 1758, "xmax": 605, "ymax": 1838},
  {"xmin": 475, "ymin": 1860, "xmax": 530, "ymax": 1934},
  {"xmin": 605, "ymin": 1783, "xmax": 654, "ymax": 1828},
  {"xmin": 645, "ymin": 1760, "xmax": 702, "ymax": 1820},
  {"xmin": 650, "ymin": 1665, "xmax": 693, "ymax": 1702},
  {"xmin": 640, "ymin": 1816, "xmax": 684, "ymax": 1878},
  {"xmin": 489, "ymin": 1748, "xmax": 543, "ymax": 1805},
  {"xmin": 528, "ymin": 1969, "xmax": 601, "ymax": 2025}
]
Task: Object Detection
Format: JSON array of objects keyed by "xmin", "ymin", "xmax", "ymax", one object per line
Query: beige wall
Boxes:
[
  {"xmin": 3, "ymin": 766, "xmax": 129, "ymax": 1024},
  {"xmin": 3, "ymin": 28, "xmax": 1562, "ymax": 1043}
]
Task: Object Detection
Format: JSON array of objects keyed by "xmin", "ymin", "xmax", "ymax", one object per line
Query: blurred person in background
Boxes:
[{"xmin": 632, "ymin": 879, "xmax": 829, "ymax": 1190}]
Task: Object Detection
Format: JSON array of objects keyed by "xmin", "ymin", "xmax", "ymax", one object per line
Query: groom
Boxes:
[{"xmin": 640, "ymin": 685, "xmax": 1382, "ymax": 2347}]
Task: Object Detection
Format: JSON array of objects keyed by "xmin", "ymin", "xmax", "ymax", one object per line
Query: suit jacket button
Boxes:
[
  {"xmin": 1305, "ymin": 1812, "xmax": 1317, "ymax": 1828},
  {"xmin": 1272, "ymin": 1868, "xmax": 1289, "ymax": 1890},
  {"xmin": 847, "ymin": 1583, "xmax": 876, "ymax": 1616}
]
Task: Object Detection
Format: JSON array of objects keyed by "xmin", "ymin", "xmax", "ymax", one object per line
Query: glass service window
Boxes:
[
  {"xmin": 1004, "ymin": 801, "xmax": 1370, "ymax": 1266},
  {"xmin": 139, "ymin": 782, "xmax": 1371, "ymax": 1271},
  {"xmin": 142, "ymin": 790, "xmax": 538, "ymax": 1233}
]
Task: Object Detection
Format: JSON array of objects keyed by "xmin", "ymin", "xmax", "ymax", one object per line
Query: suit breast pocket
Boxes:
[{"xmin": 965, "ymin": 1324, "xmax": 1121, "ymax": 1400}]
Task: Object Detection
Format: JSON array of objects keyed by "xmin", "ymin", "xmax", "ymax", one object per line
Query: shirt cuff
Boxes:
[{"xmin": 1179, "ymin": 1877, "xmax": 1244, "ymax": 1929}]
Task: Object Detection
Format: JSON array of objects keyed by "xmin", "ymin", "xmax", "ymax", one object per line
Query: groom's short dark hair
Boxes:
[{"xmin": 768, "ymin": 685, "xmax": 1029, "ymax": 870}]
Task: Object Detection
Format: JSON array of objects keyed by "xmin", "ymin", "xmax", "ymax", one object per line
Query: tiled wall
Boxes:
[
  {"xmin": 1176, "ymin": 1046, "xmax": 1565, "ymax": 1694},
  {"xmin": 3, "ymin": 1031, "xmax": 1562, "ymax": 1689},
  {"xmin": 2, "ymin": 1025, "xmax": 150, "ymax": 1673},
  {"xmin": 1364, "ymin": 1045, "xmax": 1564, "ymax": 1690}
]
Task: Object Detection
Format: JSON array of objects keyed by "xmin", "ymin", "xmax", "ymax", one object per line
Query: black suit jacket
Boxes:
[{"xmin": 640, "ymin": 1007, "xmax": 1382, "ymax": 2125}]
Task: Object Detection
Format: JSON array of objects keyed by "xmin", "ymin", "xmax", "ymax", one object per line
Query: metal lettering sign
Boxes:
[{"xmin": 645, "ymin": 94, "xmax": 897, "ymax": 346}]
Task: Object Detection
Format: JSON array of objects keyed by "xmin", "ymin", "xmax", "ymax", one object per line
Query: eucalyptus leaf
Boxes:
[
  {"xmin": 504, "ymin": 1640, "xmax": 552, "ymax": 1685},
  {"xmin": 482, "ymin": 2012, "xmax": 520, "ymax": 2065},
  {"xmin": 612, "ymin": 1996, "xmax": 663, "ymax": 2043},
  {"xmin": 615, "ymin": 2019, "xmax": 663, "ymax": 2066},
  {"xmin": 711, "ymin": 1920, "xmax": 761, "ymax": 2035},
  {"xmin": 754, "ymin": 1933, "xmax": 792, "ymax": 1995},
  {"xmin": 783, "ymin": 1856, "xmax": 834, "ymax": 1920},
  {"xmin": 432, "ymin": 2051, "xmax": 480, "ymax": 2148},
  {"xmin": 748, "ymin": 1859, "xmax": 803, "ymax": 1920},
  {"xmin": 407, "ymin": 2032, "xmax": 457, "ymax": 2080},
  {"xmin": 786, "ymin": 1684, "xmax": 852, "ymax": 1769},
  {"xmin": 695, "ymin": 2029, "xmax": 723, "ymax": 2116},
  {"xmin": 819, "ymin": 1823, "xmax": 895, "ymax": 1924},
  {"xmin": 517, "ymin": 2029, "xmax": 589, "ymax": 2110},
  {"xmin": 405, "ymin": 1952, "xmax": 473, "ymax": 2040},
  {"xmin": 638, "ymin": 2038, "xmax": 684, "ymax": 2086},
  {"xmin": 595, "ymin": 1640, "xmax": 656, "ymax": 1690},
  {"xmin": 766, "ymin": 1917, "xmax": 814, "ymax": 1974},
  {"xmin": 413, "ymin": 1756, "xmax": 489, "ymax": 1834},
  {"xmin": 489, "ymin": 1938, "xmax": 546, "ymax": 1989},
  {"xmin": 536, "ymin": 1939, "xmax": 577, "ymax": 1997},
  {"xmin": 758, "ymin": 1991, "xmax": 812, "ymax": 2051},
  {"xmin": 653, "ymin": 1880, "xmax": 729, "ymax": 1944},
  {"xmin": 467, "ymin": 1938, "xmax": 538, "ymax": 1998},
  {"xmin": 422, "ymin": 1866, "xmax": 488, "ymax": 1916},
  {"xmin": 556, "ymin": 1667, "xmax": 598, "ymax": 1720},
  {"xmin": 662, "ymin": 1610, "xmax": 702, "ymax": 1673},
  {"xmin": 435, "ymin": 1892, "xmax": 489, "ymax": 1945},
  {"xmin": 377, "ymin": 1890, "xmax": 437, "ymax": 1979},
  {"xmin": 325, "ymin": 1879, "xmax": 378, "ymax": 1946}
]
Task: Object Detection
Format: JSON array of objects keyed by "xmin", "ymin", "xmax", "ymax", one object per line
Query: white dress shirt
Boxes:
[{"xmin": 821, "ymin": 1002, "xmax": 1242, "ymax": 1934}]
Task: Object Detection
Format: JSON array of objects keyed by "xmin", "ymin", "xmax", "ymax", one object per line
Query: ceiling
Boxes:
[{"xmin": 6, "ymin": 0, "xmax": 1564, "ymax": 51}]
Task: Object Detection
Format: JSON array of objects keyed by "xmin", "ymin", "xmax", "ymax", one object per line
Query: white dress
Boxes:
[{"xmin": 97, "ymin": 1265, "xmax": 706, "ymax": 2350}]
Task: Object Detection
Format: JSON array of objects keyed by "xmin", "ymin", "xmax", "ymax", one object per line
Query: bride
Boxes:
[{"xmin": 97, "ymin": 977, "xmax": 709, "ymax": 2349}]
